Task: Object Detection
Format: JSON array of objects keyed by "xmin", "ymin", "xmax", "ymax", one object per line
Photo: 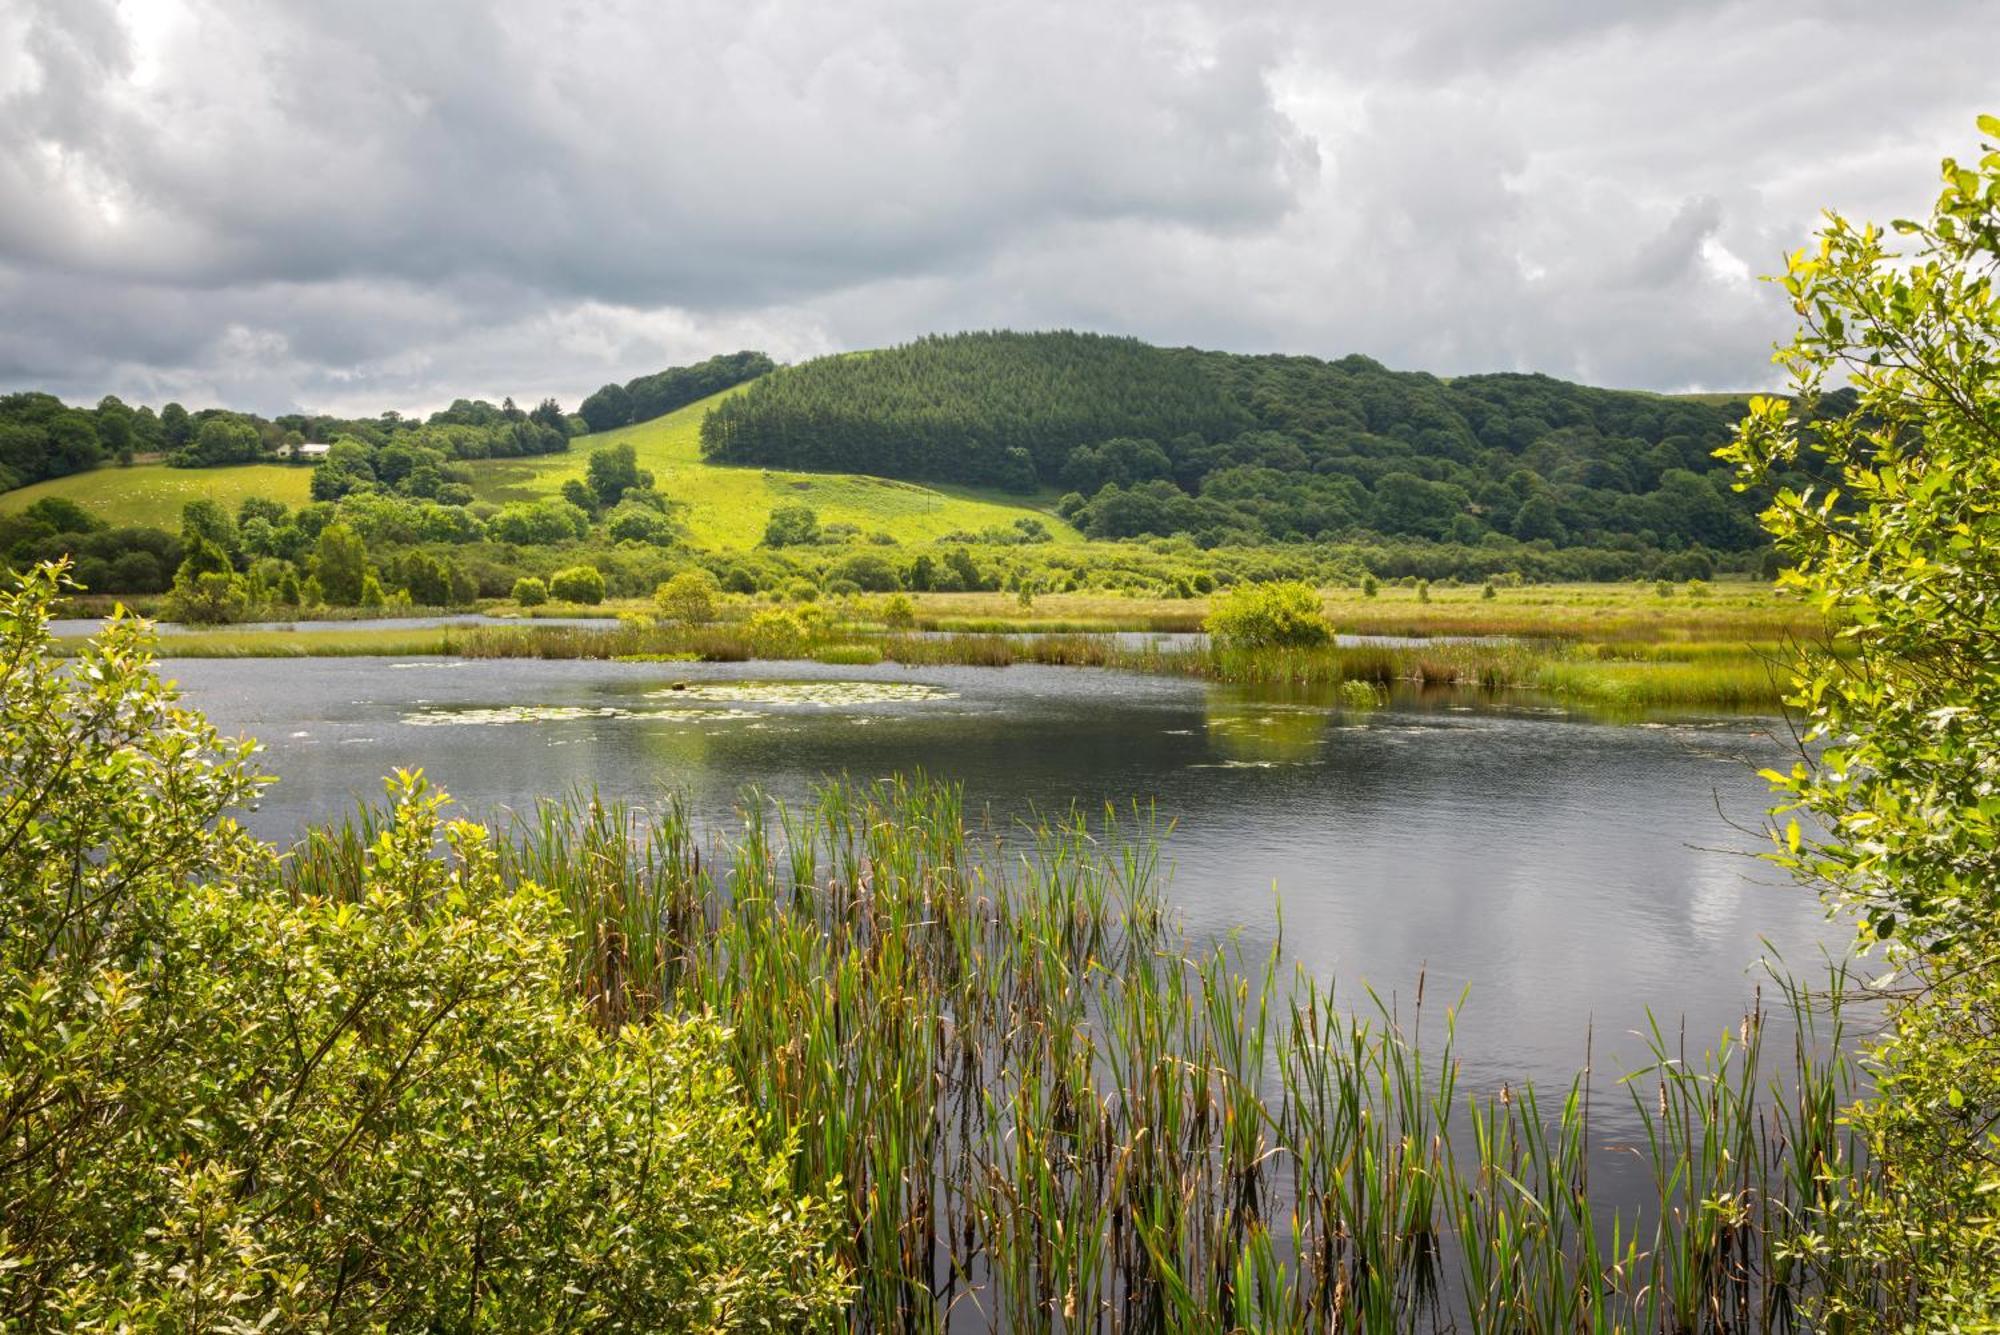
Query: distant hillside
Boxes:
[
  {"xmin": 701, "ymin": 331, "xmax": 1781, "ymax": 551},
  {"xmin": 578, "ymin": 350, "xmax": 774, "ymax": 433}
]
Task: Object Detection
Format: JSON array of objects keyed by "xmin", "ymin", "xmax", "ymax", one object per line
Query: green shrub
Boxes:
[
  {"xmin": 745, "ymin": 608, "xmax": 812, "ymax": 658},
  {"xmin": 830, "ymin": 551, "xmax": 901, "ymax": 592},
  {"xmin": 654, "ymin": 568, "xmax": 719, "ymax": 623},
  {"xmin": 549, "ymin": 564, "xmax": 606, "ymax": 605},
  {"xmin": 880, "ymin": 593, "xmax": 917, "ymax": 629},
  {"xmin": 0, "ymin": 565, "xmax": 845, "ymax": 1328},
  {"xmin": 763, "ymin": 504, "xmax": 820, "ymax": 548},
  {"xmin": 1337, "ymin": 679, "xmax": 1384, "ymax": 710},
  {"xmin": 511, "ymin": 575, "xmax": 548, "ymax": 606},
  {"xmin": 162, "ymin": 569, "xmax": 249, "ymax": 624},
  {"xmin": 1203, "ymin": 580, "xmax": 1333, "ymax": 650}
]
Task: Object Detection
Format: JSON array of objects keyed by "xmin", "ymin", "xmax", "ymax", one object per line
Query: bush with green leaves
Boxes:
[
  {"xmin": 1203, "ymin": 580, "xmax": 1333, "ymax": 650},
  {"xmin": 162, "ymin": 568, "xmax": 249, "ymax": 624},
  {"xmin": 0, "ymin": 563, "xmax": 845, "ymax": 1328},
  {"xmin": 548, "ymin": 563, "xmax": 606, "ymax": 605},
  {"xmin": 510, "ymin": 574, "xmax": 548, "ymax": 606},
  {"xmin": 1726, "ymin": 114, "xmax": 2000, "ymax": 1324},
  {"xmin": 763, "ymin": 503, "xmax": 820, "ymax": 548},
  {"xmin": 654, "ymin": 568, "xmax": 719, "ymax": 623},
  {"xmin": 744, "ymin": 607, "xmax": 813, "ymax": 658}
]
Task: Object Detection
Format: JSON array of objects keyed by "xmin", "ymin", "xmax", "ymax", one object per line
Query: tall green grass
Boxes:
[
  {"xmin": 287, "ymin": 779, "xmax": 1886, "ymax": 1329},
  {"xmin": 84, "ymin": 616, "xmax": 1802, "ymax": 709}
]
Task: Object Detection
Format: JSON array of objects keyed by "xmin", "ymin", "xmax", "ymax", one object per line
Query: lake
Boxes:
[{"xmin": 164, "ymin": 653, "xmax": 1839, "ymax": 1116}]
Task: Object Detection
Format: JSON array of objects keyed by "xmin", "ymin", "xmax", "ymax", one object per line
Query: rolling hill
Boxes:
[
  {"xmin": 0, "ymin": 459, "xmax": 315, "ymax": 530},
  {"xmin": 1, "ymin": 387, "xmax": 1081, "ymax": 550}
]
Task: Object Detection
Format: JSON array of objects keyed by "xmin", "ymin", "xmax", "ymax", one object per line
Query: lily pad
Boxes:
[
  {"xmin": 648, "ymin": 680, "xmax": 956, "ymax": 708},
  {"xmin": 403, "ymin": 704, "xmax": 764, "ymax": 727}
]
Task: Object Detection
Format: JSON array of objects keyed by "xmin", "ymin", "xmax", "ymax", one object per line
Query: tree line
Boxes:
[
  {"xmin": 577, "ymin": 350, "xmax": 776, "ymax": 433},
  {"xmin": 0, "ymin": 351, "xmax": 778, "ymax": 495},
  {"xmin": 700, "ymin": 331, "xmax": 1809, "ymax": 553}
]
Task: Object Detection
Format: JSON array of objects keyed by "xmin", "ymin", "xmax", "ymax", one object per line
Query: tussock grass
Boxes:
[{"xmin": 285, "ymin": 778, "xmax": 1882, "ymax": 1329}]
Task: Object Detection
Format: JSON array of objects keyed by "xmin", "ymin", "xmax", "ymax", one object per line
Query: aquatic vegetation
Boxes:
[
  {"xmin": 282, "ymin": 777, "xmax": 1885, "ymax": 1330},
  {"xmin": 812, "ymin": 642, "xmax": 885, "ymax": 665},
  {"xmin": 651, "ymin": 679, "xmax": 956, "ymax": 708},
  {"xmin": 402, "ymin": 703, "xmax": 765, "ymax": 726}
]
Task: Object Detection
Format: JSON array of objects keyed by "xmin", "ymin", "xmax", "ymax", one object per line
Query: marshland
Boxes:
[{"xmin": 5, "ymin": 1, "xmax": 1996, "ymax": 1318}]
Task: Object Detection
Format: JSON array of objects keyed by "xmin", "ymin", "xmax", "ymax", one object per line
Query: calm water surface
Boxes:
[{"xmin": 164, "ymin": 654, "xmax": 1837, "ymax": 1111}]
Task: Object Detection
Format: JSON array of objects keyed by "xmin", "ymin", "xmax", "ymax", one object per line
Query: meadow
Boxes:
[
  {"xmin": 0, "ymin": 458, "xmax": 315, "ymax": 528},
  {"xmin": 464, "ymin": 390, "xmax": 1084, "ymax": 548}
]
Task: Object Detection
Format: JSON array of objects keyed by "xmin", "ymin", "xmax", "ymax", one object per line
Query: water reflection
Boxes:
[{"xmin": 161, "ymin": 653, "xmax": 1837, "ymax": 1122}]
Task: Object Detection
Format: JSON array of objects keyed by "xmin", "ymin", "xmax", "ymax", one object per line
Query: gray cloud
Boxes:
[{"xmin": 0, "ymin": 0, "xmax": 1993, "ymax": 414}]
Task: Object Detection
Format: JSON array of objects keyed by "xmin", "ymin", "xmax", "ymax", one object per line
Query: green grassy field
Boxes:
[
  {"xmin": 0, "ymin": 387, "xmax": 1079, "ymax": 549},
  {"xmin": 463, "ymin": 390, "xmax": 1083, "ymax": 549},
  {"xmin": 0, "ymin": 461, "xmax": 316, "ymax": 529}
]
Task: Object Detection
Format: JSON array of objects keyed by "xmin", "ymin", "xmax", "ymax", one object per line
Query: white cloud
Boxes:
[{"xmin": 0, "ymin": 0, "xmax": 1993, "ymax": 413}]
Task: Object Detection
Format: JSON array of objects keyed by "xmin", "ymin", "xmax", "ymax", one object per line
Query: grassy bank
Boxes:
[
  {"xmin": 93, "ymin": 617, "xmax": 1798, "ymax": 710},
  {"xmin": 288, "ymin": 778, "xmax": 1877, "ymax": 1329}
]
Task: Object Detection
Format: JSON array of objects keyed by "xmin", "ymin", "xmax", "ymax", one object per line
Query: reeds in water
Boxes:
[{"xmin": 286, "ymin": 779, "xmax": 1888, "ymax": 1330}]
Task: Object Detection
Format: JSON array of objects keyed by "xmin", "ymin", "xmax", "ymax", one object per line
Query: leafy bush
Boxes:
[
  {"xmin": 655, "ymin": 568, "xmax": 719, "ymax": 623},
  {"xmin": 549, "ymin": 564, "xmax": 606, "ymax": 605},
  {"xmin": 763, "ymin": 503, "xmax": 820, "ymax": 548},
  {"xmin": 162, "ymin": 569, "xmax": 249, "ymax": 624},
  {"xmin": 745, "ymin": 607, "xmax": 812, "ymax": 658},
  {"xmin": 830, "ymin": 551, "xmax": 902, "ymax": 591},
  {"xmin": 511, "ymin": 575, "xmax": 548, "ymax": 606},
  {"xmin": 1203, "ymin": 580, "xmax": 1333, "ymax": 650},
  {"xmin": 880, "ymin": 593, "xmax": 917, "ymax": 629},
  {"xmin": 1726, "ymin": 115, "xmax": 2000, "ymax": 1323},
  {"xmin": 0, "ymin": 564, "xmax": 845, "ymax": 1328}
]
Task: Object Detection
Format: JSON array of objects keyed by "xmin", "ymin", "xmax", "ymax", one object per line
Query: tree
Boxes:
[
  {"xmin": 1511, "ymin": 493, "xmax": 1567, "ymax": 543},
  {"xmin": 158, "ymin": 401, "xmax": 192, "ymax": 449},
  {"xmin": 763, "ymin": 503, "xmax": 820, "ymax": 548},
  {"xmin": 1723, "ymin": 115, "xmax": 2000, "ymax": 1323},
  {"xmin": 829, "ymin": 551, "xmax": 901, "ymax": 592},
  {"xmin": 587, "ymin": 442, "xmax": 645, "ymax": 506},
  {"xmin": 174, "ymin": 414, "xmax": 262, "ymax": 468},
  {"xmin": 560, "ymin": 477, "xmax": 601, "ymax": 519},
  {"xmin": 530, "ymin": 397, "xmax": 568, "ymax": 432},
  {"xmin": 313, "ymin": 522, "xmax": 369, "ymax": 604},
  {"xmin": 489, "ymin": 499, "xmax": 591, "ymax": 545},
  {"xmin": 549, "ymin": 564, "xmax": 606, "ymax": 604},
  {"xmin": 654, "ymin": 569, "xmax": 719, "ymax": 623},
  {"xmin": 578, "ymin": 382, "xmax": 632, "ymax": 433},
  {"xmin": 607, "ymin": 501, "xmax": 677, "ymax": 544},
  {"xmin": 180, "ymin": 498, "xmax": 237, "ymax": 559},
  {"xmin": 162, "ymin": 568, "xmax": 248, "ymax": 624}
]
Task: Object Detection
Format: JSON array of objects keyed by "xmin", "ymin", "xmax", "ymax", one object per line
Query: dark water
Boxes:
[{"xmin": 162, "ymin": 654, "xmax": 1838, "ymax": 1112}]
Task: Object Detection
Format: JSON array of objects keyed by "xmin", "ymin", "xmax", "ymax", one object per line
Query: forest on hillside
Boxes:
[{"xmin": 701, "ymin": 331, "xmax": 1794, "ymax": 553}]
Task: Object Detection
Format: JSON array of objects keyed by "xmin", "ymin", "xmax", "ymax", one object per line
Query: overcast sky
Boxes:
[{"xmin": 1, "ymin": 0, "xmax": 1993, "ymax": 417}]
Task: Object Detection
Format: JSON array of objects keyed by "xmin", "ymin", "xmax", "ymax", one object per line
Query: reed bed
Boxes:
[
  {"xmin": 287, "ymin": 779, "xmax": 1884, "ymax": 1330},
  {"xmin": 89, "ymin": 618, "xmax": 1794, "ymax": 709}
]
